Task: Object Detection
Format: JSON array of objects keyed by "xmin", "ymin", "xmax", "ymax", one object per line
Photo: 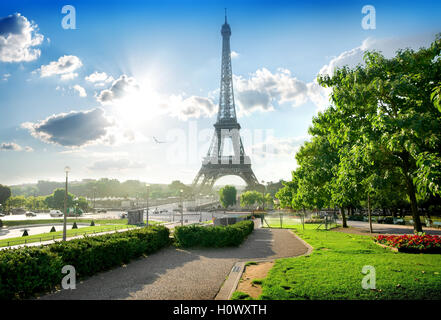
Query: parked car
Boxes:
[
  {"xmin": 97, "ymin": 209, "xmax": 107, "ymax": 213},
  {"xmin": 25, "ymin": 211, "xmax": 37, "ymax": 217},
  {"xmin": 49, "ymin": 210, "xmax": 63, "ymax": 217},
  {"xmin": 0, "ymin": 212, "xmax": 5, "ymax": 217}
]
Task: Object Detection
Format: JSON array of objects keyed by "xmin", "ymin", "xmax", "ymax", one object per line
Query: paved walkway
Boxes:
[
  {"xmin": 339, "ymin": 220, "xmax": 441, "ymax": 235},
  {"xmin": 40, "ymin": 222, "xmax": 308, "ymax": 300}
]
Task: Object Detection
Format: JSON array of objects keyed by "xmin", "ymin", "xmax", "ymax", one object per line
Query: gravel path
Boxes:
[{"xmin": 39, "ymin": 222, "xmax": 308, "ymax": 300}]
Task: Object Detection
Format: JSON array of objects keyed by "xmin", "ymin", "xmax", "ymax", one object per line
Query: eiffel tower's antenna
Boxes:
[{"xmin": 225, "ymin": 8, "xmax": 227, "ymax": 23}]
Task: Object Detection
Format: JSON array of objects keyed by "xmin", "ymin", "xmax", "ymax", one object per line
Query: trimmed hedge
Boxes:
[
  {"xmin": 0, "ymin": 225, "xmax": 170, "ymax": 299},
  {"xmin": 174, "ymin": 220, "xmax": 254, "ymax": 248}
]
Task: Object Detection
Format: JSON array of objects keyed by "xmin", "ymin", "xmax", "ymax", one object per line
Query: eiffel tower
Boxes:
[{"xmin": 192, "ymin": 13, "xmax": 260, "ymax": 193}]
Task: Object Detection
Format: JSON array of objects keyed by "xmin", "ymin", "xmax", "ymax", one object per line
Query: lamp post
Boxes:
[
  {"xmin": 261, "ymin": 180, "xmax": 266, "ymax": 211},
  {"xmin": 146, "ymin": 184, "xmax": 150, "ymax": 227},
  {"xmin": 63, "ymin": 166, "xmax": 70, "ymax": 241},
  {"xmin": 199, "ymin": 193, "xmax": 203, "ymax": 222},
  {"xmin": 180, "ymin": 189, "xmax": 184, "ymax": 226}
]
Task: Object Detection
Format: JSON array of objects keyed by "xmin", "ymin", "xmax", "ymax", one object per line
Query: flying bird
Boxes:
[{"xmin": 153, "ymin": 136, "xmax": 167, "ymax": 144}]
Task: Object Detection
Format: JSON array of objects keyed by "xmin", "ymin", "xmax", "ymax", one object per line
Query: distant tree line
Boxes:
[
  {"xmin": 9, "ymin": 179, "xmax": 213, "ymax": 200},
  {"xmin": 0, "ymin": 185, "xmax": 90, "ymax": 212}
]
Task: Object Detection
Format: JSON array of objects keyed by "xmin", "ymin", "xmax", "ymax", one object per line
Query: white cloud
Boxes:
[
  {"xmin": 97, "ymin": 75, "xmax": 139, "ymax": 104},
  {"xmin": 0, "ymin": 142, "xmax": 22, "ymax": 151},
  {"xmin": 22, "ymin": 108, "xmax": 114, "ymax": 147},
  {"xmin": 318, "ymin": 35, "xmax": 436, "ymax": 77},
  {"xmin": 162, "ymin": 94, "xmax": 217, "ymax": 120},
  {"xmin": 24, "ymin": 146, "xmax": 34, "ymax": 152},
  {"xmin": 2, "ymin": 73, "xmax": 11, "ymax": 81},
  {"xmin": 231, "ymin": 51, "xmax": 239, "ymax": 59},
  {"xmin": 73, "ymin": 84, "xmax": 87, "ymax": 97},
  {"xmin": 88, "ymin": 159, "xmax": 146, "ymax": 171},
  {"xmin": 0, "ymin": 13, "xmax": 44, "ymax": 62},
  {"xmin": 251, "ymin": 135, "xmax": 309, "ymax": 157},
  {"xmin": 37, "ymin": 55, "xmax": 83, "ymax": 80},
  {"xmin": 85, "ymin": 71, "xmax": 114, "ymax": 86},
  {"xmin": 234, "ymin": 68, "xmax": 310, "ymax": 115}
]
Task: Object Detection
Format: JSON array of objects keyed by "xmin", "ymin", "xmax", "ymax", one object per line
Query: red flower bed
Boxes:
[{"xmin": 374, "ymin": 234, "xmax": 441, "ymax": 253}]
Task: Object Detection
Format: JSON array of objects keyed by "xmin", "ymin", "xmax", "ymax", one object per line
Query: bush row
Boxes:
[
  {"xmin": 0, "ymin": 225, "xmax": 170, "ymax": 299},
  {"xmin": 174, "ymin": 220, "xmax": 254, "ymax": 248}
]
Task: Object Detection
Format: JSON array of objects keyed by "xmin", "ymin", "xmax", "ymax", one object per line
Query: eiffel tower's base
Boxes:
[{"xmin": 192, "ymin": 163, "xmax": 261, "ymax": 193}]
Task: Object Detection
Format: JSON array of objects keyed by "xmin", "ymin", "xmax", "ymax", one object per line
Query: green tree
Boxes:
[
  {"xmin": 45, "ymin": 188, "xmax": 74, "ymax": 210},
  {"xmin": 74, "ymin": 196, "xmax": 90, "ymax": 212},
  {"xmin": 240, "ymin": 190, "xmax": 261, "ymax": 208},
  {"xmin": 0, "ymin": 184, "xmax": 11, "ymax": 207},
  {"xmin": 317, "ymin": 35, "xmax": 441, "ymax": 232},
  {"xmin": 6, "ymin": 196, "xmax": 27, "ymax": 209},
  {"xmin": 219, "ymin": 185, "xmax": 237, "ymax": 208}
]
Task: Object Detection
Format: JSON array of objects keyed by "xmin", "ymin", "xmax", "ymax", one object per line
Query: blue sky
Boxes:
[{"xmin": 0, "ymin": 0, "xmax": 440, "ymax": 186}]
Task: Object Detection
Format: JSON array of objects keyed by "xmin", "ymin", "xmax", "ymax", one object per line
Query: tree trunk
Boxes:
[
  {"xmin": 404, "ymin": 173, "xmax": 423, "ymax": 233},
  {"xmin": 391, "ymin": 208, "xmax": 397, "ymax": 218},
  {"xmin": 340, "ymin": 207, "xmax": 348, "ymax": 228},
  {"xmin": 401, "ymin": 153, "xmax": 423, "ymax": 233},
  {"xmin": 367, "ymin": 193, "xmax": 373, "ymax": 233},
  {"xmin": 302, "ymin": 207, "xmax": 306, "ymax": 230}
]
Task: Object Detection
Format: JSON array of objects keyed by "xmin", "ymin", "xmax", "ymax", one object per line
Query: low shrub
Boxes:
[
  {"xmin": 347, "ymin": 215, "xmax": 364, "ymax": 221},
  {"xmin": 174, "ymin": 220, "xmax": 254, "ymax": 248},
  {"xmin": 374, "ymin": 234, "xmax": 441, "ymax": 253},
  {"xmin": 0, "ymin": 225, "xmax": 170, "ymax": 299},
  {"xmin": 304, "ymin": 218, "xmax": 324, "ymax": 224}
]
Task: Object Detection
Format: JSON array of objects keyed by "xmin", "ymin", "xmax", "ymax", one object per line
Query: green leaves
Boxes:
[
  {"xmin": 279, "ymin": 35, "xmax": 441, "ymax": 227},
  {"xmin": 219, "ymin": 185, "xmax": 237, "ymax": 208}
]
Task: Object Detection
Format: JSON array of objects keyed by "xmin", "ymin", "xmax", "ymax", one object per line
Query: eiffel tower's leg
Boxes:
[{"xmin": 192, "ymin": 170, "xmax": 203, "ymax": 187}]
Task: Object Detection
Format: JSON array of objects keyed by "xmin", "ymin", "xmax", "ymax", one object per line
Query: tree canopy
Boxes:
[
  {"xmin": 276, "ymin": 35, "xmax": 441, "ymax": 233},
  {"xmin": 219, "ymin": 185, "xmax": 237, "ymax": 208}
]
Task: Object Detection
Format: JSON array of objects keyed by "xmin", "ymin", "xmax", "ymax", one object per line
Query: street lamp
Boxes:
[
  {"xmin": 146, "ymin": 184, "xmax": 150, "ymax": 227},
  {"xmin": 261, "ymin": 180, "xmax": 266, "ymax": 211},
  {"xmin": 180, "ymin": 189, "xmax": 184, "ymax": 226},
  {"xmin": 199, "ymin": 193, "xmax": 203, "ymax": 222},
  {"xmin": 63, "ymin": 166, "xmax": 70, "ymax": 241}
]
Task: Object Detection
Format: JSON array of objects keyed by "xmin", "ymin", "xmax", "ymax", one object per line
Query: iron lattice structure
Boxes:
[{"xmin": 192, "ymin": 14, "xmax": 260, "ymax": 193}]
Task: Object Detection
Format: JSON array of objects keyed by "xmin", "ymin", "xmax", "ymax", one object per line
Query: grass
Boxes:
[
  {"xmin": 263, "ymin": 219, "xmax": 339, "ymax": 230},
  {"xmin": 233, "ymin": 224, "xmax": 441, "ymax": 300},
  {"xmin": 0, "ymin": 224, "xmax": 138, "ymax": 247}
]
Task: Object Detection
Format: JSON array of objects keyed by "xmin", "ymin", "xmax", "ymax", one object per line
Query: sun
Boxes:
[{"xmin": 111, "ymin": 76, "xmax": 163, "ymax": 128}]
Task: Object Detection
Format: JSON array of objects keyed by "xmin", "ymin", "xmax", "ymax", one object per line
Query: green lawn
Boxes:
[
  {"xmin": 263, "ymin": 218, "xmax": 338, "ymax": 230},
  {"xmin": 233, "ymin": 225, "xmax": 441, "ymax": 300},
  {"xmin": 0, "ymin": 224, "xmax": 138, "ymax": 247}
]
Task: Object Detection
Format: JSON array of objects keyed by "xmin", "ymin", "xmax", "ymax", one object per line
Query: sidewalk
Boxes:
[{"xmin": 40, "ymin": 221, "xmax": 308, "ymax": 300}]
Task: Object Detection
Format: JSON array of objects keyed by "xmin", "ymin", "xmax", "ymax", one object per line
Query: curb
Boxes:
[
  {"xmin": 214, "ymin": 228, "xmax": 314, "ymax": 300},
  {"xmin": 374, "ymin": 241, "xmax": 399, "ymax": 252},
  {"xmin": 214, "ymin": 262, "xmax": 246, "ymax": 300},
  {"xmin": 289, "ymin": 230, "xmax": 314, "ymax": 256}
]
